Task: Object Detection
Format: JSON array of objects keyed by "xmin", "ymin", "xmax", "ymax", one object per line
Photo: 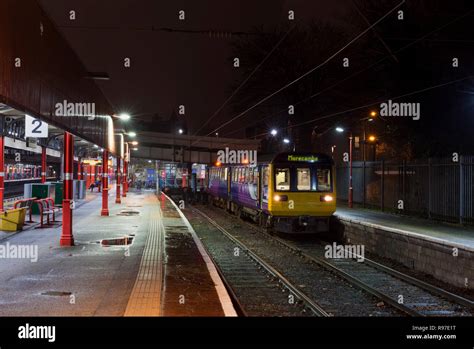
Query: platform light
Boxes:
[
  {"xmin": 215, "ymin": 161, "xmax": 221, "ymax": 167},
  {"xmin": 215, "ymin": 132, "xmax": 219, "ymax": 137},
  {"xmin": 128, "ymin": 131, "xmax": 137, "ymax": 137},
  {"xmin": 93, "ymin": 145, "xmax": 98, "ymax": 148},
  {"xmin": 270, "ymin": 129, "xmax": 278, "ymax": 136},
  {"xmin": 368, "ymin": 135, "xmax": 376, "ymax": 142},
  {"xmin": 370, "ymin": 111, "xmax": 377, "ymax": 118},
  {"xmin": 148, "ymin": 160, "xmax": 152, "ymax": 163},
  {"xmin": 131, "ymin": 141, "xmax": 138, "ymax": 146},
  {"xmin": 119, "ymin": 113, "xmax": 131, "ymax": 121},
  {"xmin": 283, "ymin": 138, "xmax": 290, "ymax": 144},
  {"xmin": 178, "ymin": 129, "xmax": 183, "ymax": 134},
  {"xmin": 132, "ymin": 147, "xmax": 138, "ymax": 151},
  {"xmin": 335, "ymin": 127, "xmax": 344, "ymax": 133}
]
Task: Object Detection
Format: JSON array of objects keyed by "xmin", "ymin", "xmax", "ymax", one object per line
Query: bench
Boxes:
[
  {"xmin": 14, "ymin": 197, "xmax": 37, "ymax": 224},
  {"xmin": 34, "ymin": 198, "xmax": 61, "ymax": 228}
]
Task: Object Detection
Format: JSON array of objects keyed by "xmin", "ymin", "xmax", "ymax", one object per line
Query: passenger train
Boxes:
[{"xmin": 208, "ymin": 152, "xmax": 336, "ymax": 233}]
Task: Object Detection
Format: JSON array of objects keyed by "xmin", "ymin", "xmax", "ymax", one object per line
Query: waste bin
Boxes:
[
  {"xmin": 77, "ymin": 180, "xmax": 86, "ymax": 200},
  {"xmin": 52, "ymin": 182, "xmax": 63, "ymax": 206},
  {"xmin": 24, "ymin": 183, "xmax": 33, "ymax": 198}
]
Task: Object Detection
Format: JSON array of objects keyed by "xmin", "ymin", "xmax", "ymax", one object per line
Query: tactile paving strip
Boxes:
[{"xmin": 124, "ymin": 208, "xmax": 163, "ymax": 316}]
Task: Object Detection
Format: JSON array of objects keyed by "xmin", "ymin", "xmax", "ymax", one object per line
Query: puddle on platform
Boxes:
[
  {"xmin": 41, "ymin": 291, "xmax": 72, "ymax": 297},
  {"xmin": 117, "ymin": 209, "xmax": 140, "ymax": 216},
  {"xmin": 100, "ymin": 236, "xmax": 134, "ymax": 246}
]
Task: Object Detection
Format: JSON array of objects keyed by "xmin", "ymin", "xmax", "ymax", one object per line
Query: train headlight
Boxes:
[
  {"xmin": 274, "ymin": 194, "xmax": 288, "ymax": 202},
  {"xmin": 320, "ymin": 195, "xmax": 333, "ymax": 202}
]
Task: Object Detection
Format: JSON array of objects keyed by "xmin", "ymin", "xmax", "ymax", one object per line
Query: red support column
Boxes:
[
  {"xmin": 60, "ymin": 132, "xmax": 74, "ymax": 247},
  {"xmin": 348, "ymin": 133, "xmax": 353, "ymax": 209},
  {"xmin": 41, "ymin": 146, "xmax": 47, "ymax": 183},
  {"xmin": 116, "ymin": 157, "xmax": 121, "ymax": 203},
  {"xmin": 122, "ymin": 160, "xmax": 128, "ymax": 197},
  {"xmin": 0, "ymin": 135, "xmax": 4, "ymax": 212},
  {"xmin": 101, "ymin": 150, "xmax": 109, "ymax": 216}
]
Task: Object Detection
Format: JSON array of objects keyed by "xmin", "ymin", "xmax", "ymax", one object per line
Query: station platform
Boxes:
[
  {"xmin": 0, "ymin": 188, "xmax": 236, "ymax": 316},
  {"xmin": 336, "ymin": 207, "xmax": 474, "ymax": 250},
  {"xmin": 334, "ymin": 207, "xmax": 474, "ymax": 290}
]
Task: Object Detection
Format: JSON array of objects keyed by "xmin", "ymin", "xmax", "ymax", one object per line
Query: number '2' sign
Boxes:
[{"xmin": 25, "ymin": 115, "xmax": 48, "ymax": 138}]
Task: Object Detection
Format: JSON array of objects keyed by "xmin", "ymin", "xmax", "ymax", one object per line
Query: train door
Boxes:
[
  {"xmin": 227, "ymin": 167, "xmax": 231, "ymax": 196},
  {"xmin": 256, "ymin": 166, "xmax": 261, "ymax": 209},
  {"xmin": 261, "ymin": 165, "xmax": 269, "ymax": 208}
]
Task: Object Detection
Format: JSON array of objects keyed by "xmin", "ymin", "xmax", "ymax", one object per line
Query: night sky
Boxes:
[
  {"xmin": 38, "ymin": 0, "xmax": 352, "ymax": 134},
  {"xmin": 38, "ymin": 0, "xmax": 474, "ymax": 158}
]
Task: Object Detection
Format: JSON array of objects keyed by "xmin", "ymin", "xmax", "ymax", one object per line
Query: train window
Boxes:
[
  {"xmin": 297, "ymin": 168, "xmax": 311, "ymax": 191},
  {"xmin": 317, "ymin": 168, "xmax": 332, "ymax": 192},
  {"xmin": 275, "ymin": 168, "xmax": 290, "ymax": 191},
  {"xmin": 253, "ymin": 167, "xmax": 258, "ymax": 184},
  {"xmin": 238, "ymin": 167, "xmax": 243, "ymax": 183},
  {"xmin": 223, "ymin": 167, "xmax": 228, "ymax": 180}
]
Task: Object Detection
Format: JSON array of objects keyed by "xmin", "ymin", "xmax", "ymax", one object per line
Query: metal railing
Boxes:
[{"xmin": 336, "ymin": 156, "xmax": 474, "ymax": 225}]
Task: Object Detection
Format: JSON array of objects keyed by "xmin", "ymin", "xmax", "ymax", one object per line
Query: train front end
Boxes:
[{"xmin": 267, "ymin": 153, "xmax": 336, "ymax": 234}]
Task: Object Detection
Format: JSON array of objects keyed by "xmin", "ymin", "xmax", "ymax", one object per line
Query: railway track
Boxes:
[
  {"xmin": 190, "ymin": 204, "xmax": 474, "ymax": 317},
  {"xmin": 285, "ymin": 239, "xmax": 474, "ymax": 316},
  {"xmin": 188, "ymin": 206, "xmax": 402, "ymax": 317},
  {"xmin": 190, "ymin": 207, "xmax": 329, "ymax": 317}
]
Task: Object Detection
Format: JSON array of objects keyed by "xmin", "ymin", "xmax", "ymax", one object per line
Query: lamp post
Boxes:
[{"xmin": 336, "ymin": 127, "xmax": 353, "ymax": 208}]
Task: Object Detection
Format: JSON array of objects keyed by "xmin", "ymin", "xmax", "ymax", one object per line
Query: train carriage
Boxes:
[{"xmin": 208, "ymin": 152, "xmax": 336, "ymax": 233}]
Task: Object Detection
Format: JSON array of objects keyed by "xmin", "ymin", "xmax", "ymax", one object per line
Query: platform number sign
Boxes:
[{"xmin": 25, "ymin": 115, "xmax": 48, "ymax": 138}]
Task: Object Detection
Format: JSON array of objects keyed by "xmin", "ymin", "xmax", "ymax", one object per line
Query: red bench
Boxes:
[
  {"xmin": 34, "ymin": 198, "xmax": 61, "ymax": 228},
  {"xmin": 14, "ymin": 197, "xmax": 37, "ymax": 224}
]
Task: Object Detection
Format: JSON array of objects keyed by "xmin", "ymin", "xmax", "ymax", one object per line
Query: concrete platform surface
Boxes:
[
  {"xmin": 336, "ymin": 207, "xmax": 474, "ymax": 251},
  {"xmin": 0, "ymin": 188, "xmax": 235, "ymax": 316}
]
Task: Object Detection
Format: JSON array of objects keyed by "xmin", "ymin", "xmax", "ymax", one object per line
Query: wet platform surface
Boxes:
[
  {"xmin": 0, "ymin": 188, "xmax": 235, "ymax": 316},
  {"xmin": 159, "ymin": 194, "xmax": 235, "ymax": 316},
  {"xmin": 336, "ymin": 207, "xmax": 474, "ymax": 250}
]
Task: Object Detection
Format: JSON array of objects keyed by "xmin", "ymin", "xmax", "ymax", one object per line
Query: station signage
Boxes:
[{"xmin": 25, "ymin": 115, "xmax": 48, "ymax": 138}]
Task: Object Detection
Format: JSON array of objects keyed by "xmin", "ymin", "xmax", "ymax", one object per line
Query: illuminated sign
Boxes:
[
  {"xmin": 287, "ymin": 155, "xmax": 319, "ymax": 162},
  {"xmin": 83, "ymin": 159, "xmax": 100, "ymax": 165}
]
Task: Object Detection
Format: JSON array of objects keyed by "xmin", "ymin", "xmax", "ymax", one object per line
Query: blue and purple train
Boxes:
[{"xmin": 207, "ymin": 152, "xmax": 336, "ymax": 233}]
